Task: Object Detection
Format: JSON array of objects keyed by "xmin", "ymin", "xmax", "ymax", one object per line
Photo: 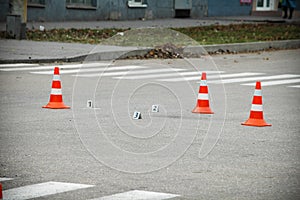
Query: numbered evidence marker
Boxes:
[
  {"xmin": 152, "ymin": 105, "xmax": 159, "ymax": 112},
  {"xmin": 133, "ymin": 111, "xmax": 142, "ymax": 119},
  {"xmin": 87, "ymin": 100, "xmax": 93, "ymax": 108}
]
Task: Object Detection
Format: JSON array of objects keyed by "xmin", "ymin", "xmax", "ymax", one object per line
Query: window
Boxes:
[
  {"xmin": 66, "ymin": 0, "xmax": 96, "ymax": 9},
  {"xmin": 28, "ymin": 0, "xmax": 45, "ymax": 7},
  {"xmin": 128, "ymin": 0, "xmax": 147, "ymax": 8}
]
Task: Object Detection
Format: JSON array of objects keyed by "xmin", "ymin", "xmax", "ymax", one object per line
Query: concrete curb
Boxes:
[{"xmin": 0, "ymin": 39, "xmax": 299, "ymax": 64}]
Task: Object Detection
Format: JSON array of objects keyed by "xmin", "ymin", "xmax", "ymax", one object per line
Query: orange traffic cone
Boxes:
[
  {"xmin": 242, "ymin": 81, "xmax": 271, "ymax": 127},
  {"xmin": 192, "ymin": 72, "xmax": 214, "ymax": 114},
  {"xmin": 43, "ymin": 67, "xmax": 70, "ymax": 109}
]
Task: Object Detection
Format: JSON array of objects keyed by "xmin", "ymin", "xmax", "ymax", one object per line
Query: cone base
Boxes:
[
  {"xmin": 192, "ymin": 106, "xmax": 214, "ymax": 114},
  {"xmin": 241, "ymin": 118, "xmax": 271, "ymax": 127},
  {"xmin": 43, "ymin": 102, "xmax": 70, "ymax": 109}
]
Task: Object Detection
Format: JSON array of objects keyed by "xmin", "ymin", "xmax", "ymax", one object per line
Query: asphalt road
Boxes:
[{"xmin": 0, "ymin": 49, "xmax": 300, "ymax": 200}]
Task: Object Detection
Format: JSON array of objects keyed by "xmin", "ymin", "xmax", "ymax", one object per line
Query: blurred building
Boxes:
[{"xmin": 0, "ymin": 0, "xmax": 299, "ymax": 22}]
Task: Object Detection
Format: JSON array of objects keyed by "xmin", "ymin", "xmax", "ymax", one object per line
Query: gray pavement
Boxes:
[
  {"xmin": 1, "ymin": 16, "xmax": 300, "ymax": 64},
  {"xmin": 0, "ymin": 50, "xmax": 299, "ymax": 199}
]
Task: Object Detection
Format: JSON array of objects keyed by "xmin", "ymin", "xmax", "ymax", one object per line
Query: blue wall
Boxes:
[
  {"xmin": 27, "ymin": 0, "xmax": 177, "ymax": 21},
  {"xmin": 26, "ymin": 0, "xmax": 208, "ymax": 21},
  {"xmin": 2, "ymin": 0, "xmax": 255, "ymax": 22},
  {"xmin": 208, "ymin": 0, "xmax": 252, "ymax": 16}
]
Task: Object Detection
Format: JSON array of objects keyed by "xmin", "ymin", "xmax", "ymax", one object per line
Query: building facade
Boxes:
[{"xmin": 0, "ymin": 0, "xmax": 299, "ymax": 22}]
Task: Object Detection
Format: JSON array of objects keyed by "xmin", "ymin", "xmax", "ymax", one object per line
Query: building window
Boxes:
[
  {"xmin": 128, "ymin": 0, "xmax": 147, "ymax": 8},
  {"xmin": 28, "ymin": 0, "xmax": 45, "ymax": 7},
  {"xmin": 66, "ymin": 0, "xmax": 97, "ymax": 9}
]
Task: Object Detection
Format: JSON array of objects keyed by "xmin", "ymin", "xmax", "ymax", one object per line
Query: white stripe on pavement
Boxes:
[
  {"xmin": 74, "ymin": 68, "xmax": 187, "ymax": 77},
  {"xmin": 3, "ymin": 181, "xmax": 94, "ymax": 200},
  {"xmin": 288, "ymin": 85, "xmax": 300, "ymax": 88},
  {"xmin": 31, "ymin": 65, "xmax": 146, "ymax": 75},
  {"xmin": 242, "ymin": 78, "xmax": 300, "ymax": 86},
  {"xmin": 0, "ymin": 177, "xmax": 13, "ymax": 181},
  {"xmin": 90, "ymin": 190, "xmax": 180, "ymax": 200},
  {"xmin": 0, "ymin": 62, "xmax": 111, "ymax": 71},
  {"xmin": 160, "ymin": 72, "xmax": 264, "ymax": 82},
  {"xmin": 114, "ymin": 70, "xmax": 224, "ymax": 80},
  {"xmin": 0, "ymin": 63, "xmax": 39, "ymax": 68},
  {"xmin": 210, "ymin": 74, "xmax": 300, "ymax": 84}
]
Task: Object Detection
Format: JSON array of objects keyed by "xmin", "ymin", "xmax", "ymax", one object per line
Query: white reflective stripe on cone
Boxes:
[
  {"xmin": 253, "ymin": 89, "xmax": 262, "ymax": 96},
  {"xmin": 53, "ymin": 75, "xmax": 61, "ymax": 81},
  {"xmin": 198, "ymin": 93, "xmax": 209, "ymax": 100},
  {"xmin": 251, "ymin": 104, "xmax": 263, "ymax": 111},
  {"xmin": 200, "ymin": 80, "xmax": 207, "ymax": 86},
  {"xmin": 51, "ymin": 88, "xmax": 62, "ymax": 95}
]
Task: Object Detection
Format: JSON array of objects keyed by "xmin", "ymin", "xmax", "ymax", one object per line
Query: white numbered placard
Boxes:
[
  {"xmin": 133, "ymin": 111, "xmax": 142, "ymax": 119},
  {"xmin": 87, "ymin": 100, "xmax": 93, "ymax": 108},
  {"xmin": 152, "ymin": 105, "xmax": 159, "ymax": 112}
]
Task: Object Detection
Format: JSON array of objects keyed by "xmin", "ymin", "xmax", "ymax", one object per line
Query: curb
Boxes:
[{"xmin": 0, "ymin": 40, "xmax": 299, "ymax": 64}]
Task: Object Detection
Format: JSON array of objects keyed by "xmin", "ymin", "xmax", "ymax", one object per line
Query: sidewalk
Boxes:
[{"xmin": 0, "ymin": 16, "xmax": 300, "ymax": 64}]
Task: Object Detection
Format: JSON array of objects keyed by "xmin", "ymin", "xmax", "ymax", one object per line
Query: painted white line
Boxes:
[
  {"xmin": 0, "ymin": 177, "xmax": 13, "ymax": 182},
  {"xmin": 0, "ymin": 63, "xmax": 39, "ymax": 68},
  {"xmin": 115, "ymin": 70, "xmax": 224, "ymax": 80},
  {"xmin": 3, "ymin": 181, "xmax": 94, "ymax": 200},
  {"xmin": 242, "ymin": 78, "xmax": 300, "ymax": 86},
  {"xmin": 288, "ymin": 85, "xmax": 300, "ymax": 88},
  {"xmin": 160, "ymin": 72, "xmax": 263, "ymax": 82},
  {"xmin": 31, "ymin": 65, "xmax": 146, "ymax": 75},
  {"xmin": 91, "ymin": 190, "xmax": 180, "ymax": 200},
  {"xmin": 74, "ymin": 68, "xmax": 187, "ymax": 77},
  {"xmin": 0, "ymin": 62, "xmax": 111, "ymax": 71},
  {"xmin": 210, "ymin": 74, "xmax": 300, "ymax": 84}
]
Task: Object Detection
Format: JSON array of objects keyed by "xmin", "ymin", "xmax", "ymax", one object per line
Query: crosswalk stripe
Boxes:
[
  {"xmin": 288, "ymin": 85, "xmax": 300, "ymax": 88},
  {"xmin": 30, "ymin": 65, "xmax": 146, "ymax": 75},
  {"xmin": 90, "ymin": 190, "xmax": 179, "ymax": 200},
  {"xmin": 0, "ymin": 177, "xmax": 13, "ymax": 182},
  {"xmin": 160, "ymin": 72, "xmax": 263, "ymax": 82},
  {"xmin": 0, "ymin": 62, "xmax": 111, "ymax": 72},
  {"xmin": 114, "ymin": 70, "xmax": 224, "ymax": 80},
  {"xmin": 0, "ymin": 63, "xmax": 39, "ymax": 68},
  {"xmin": 242, "ymin": 78, "xmax": 300, "ymax": 86},
  {"xmin": 3, "ymin": 181, "xmax": 94, "ymax": 200},
  {"xmin": 74, "ymin": 68, "xmax": 186, "ymax": 77},
  {"xmin": 209, "ymin": 74, "xmax": 300, "ymax": 84}
]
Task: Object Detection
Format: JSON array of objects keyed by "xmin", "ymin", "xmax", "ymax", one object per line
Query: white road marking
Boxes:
[
  {"xmin": 288, "ymin": 85, "xmax": 300, "ymax": 88},
  {"xmin": 0, "ymin": 177, "xmax": 13, "ymax": 182},
  {"xmin": 115, "ymin": 70, "xmax": 224, "ymax": 80},
  {"xmin": 242, "ymin": 78, "xmax": 300, "ymax": 86},
  {"xmin": 3, "ymin": 181, "xmax": 94, "ymax": 200},
  {"xmin": 31, "ymin": 65, "xmax": 146, "ymax": 75},
  {"xmin": 74, "ymin": 68, "xmax": 186, "ymax": 77},
  {"xmin": 0, "ymin": 62, "xmax": 111, "ymax": 71},
  {"xmin": 0, "ymin": 63, "xmax": 39, "ymax": 68},
  {"xmin": 91, "ymin": 190, "xmax": 180, "ymax": 200},
  {"xmin": 209, "ymin": 74, "xmax": 300, "ymax": 84},
  {"xmin": 160, "ymin": 72, "xmax": 263, "ymax": 82}
]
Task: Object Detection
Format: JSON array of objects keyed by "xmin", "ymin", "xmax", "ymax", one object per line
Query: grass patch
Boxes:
[
  {"xmin": 1, "ymin": 23, "xmax": 299, "ymax": 45},
  {"xmin": 173, "ymin": 23, "xmax": 300, "ymax": 45}
]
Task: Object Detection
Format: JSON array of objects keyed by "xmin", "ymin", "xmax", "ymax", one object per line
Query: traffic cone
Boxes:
[
  {"xmin": 43, "ymin": 67, "xmax": 70, "ymax": 109},
  {"xmin": 0, "ymin": 183, "xmax": 3, "ymax": 200},
  {"xmin": 192, "ymin": 72, "xmax": 214, "ymax": 114},
  {"xmin": 242, "ymin": 81, "xmax": 271, "ymax": 127}
]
